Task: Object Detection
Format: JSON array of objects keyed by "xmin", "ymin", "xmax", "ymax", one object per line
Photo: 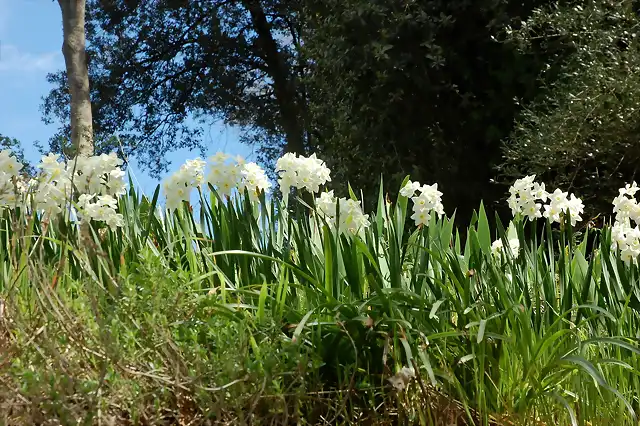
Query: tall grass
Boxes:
[{"xmin": 1, "ymin": 180, "xmax": 639, "ymax": 425}]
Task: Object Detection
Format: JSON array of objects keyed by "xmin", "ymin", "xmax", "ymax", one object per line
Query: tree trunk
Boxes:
[
  {"xmin": 242, "ymin": 0, "xmax": 305, "ymax": 155},
  {"xmin": 58, "ymin": 0, "xmax": 94, "ymax": 157}
]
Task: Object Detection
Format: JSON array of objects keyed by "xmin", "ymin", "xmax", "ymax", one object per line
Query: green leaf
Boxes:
[
  {"xmin": 476, "ymin": 201, "xmax": 491, "ymax": 256},
  {"xmin": 257, "ymin": 278, "xmax": 268, "ymax": 324},
  {"xmin": 293, "ymin": 309, "xmax": 315, "ymax": 343},
  {"xmin": 429, "ymin": 300, "xmax": 445, "ymax": 319},
  {"xmin": 477, "ymin": 319, "xmax": 487, "ymax": 343},
  {"xmin": 561, "ymin": 355, "xmax": 607, "ymax": 387},
  {"xmin": 551, "ymin": 392, "xmax": 578, "ymax": 426}
]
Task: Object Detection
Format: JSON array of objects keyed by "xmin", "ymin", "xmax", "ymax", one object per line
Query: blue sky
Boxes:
[{"xmin": 0, "ymin": 0, "xmax": 253, "ymax": 196}]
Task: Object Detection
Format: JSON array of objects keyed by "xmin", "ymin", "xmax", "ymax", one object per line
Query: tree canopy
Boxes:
[
  {"xmin": 42, "ymin": 0, "xmax": 307, "ymax": 175},
  {"xmin": 302, "ymin": 0, "xmax": 553, "ymax": 220},
  {"xmin": 40, "ymin": 0, "xmax": 640, "ymax": 221},
  {"xmin": 501, "ymin": 0, "xmax": 640, "ymax": 219}
]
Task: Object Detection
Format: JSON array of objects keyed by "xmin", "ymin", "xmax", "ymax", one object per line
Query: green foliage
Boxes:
[
  {"xmin": 502, "ymin": 0, "xmax": 640, "ymax": 219},
  {"xmin": 2, "ymin": 251, "xmax": 316, "ymax": 424},
  {"xmin": 1, "ymin": 181, "xmax": 640, "ymax": 424},
  {"xmin": 39, "ymin": 0, "xmax": 640, "ymax": 225},
  {"xmin": 39, "ymin": 0, "xmax": 579, "ymax": 225},
  {"xmin": 303, "ymin": 0, "xmax": 551, "ymax": 222},
  {"xmin": 42, "ymin": 0, "xmax": 307, "ymax": 175}
]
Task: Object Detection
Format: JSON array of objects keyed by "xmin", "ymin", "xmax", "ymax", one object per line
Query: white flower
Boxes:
[
  {"xmin": 400, "ymin": 180, "xmax": 421, "ymax": 197},
  {"xmin": 507, "ymin": 175, "xmax": 548, "ymax": 220},
  {"xmin": 0, "ymin": 150, "xmax": 27, "ymax": 210},
  {"xmin": 163, "ymin": 175, "xmax": 191, "ymax": 211},
  {"xmin": 411, "ymin": 208, "xmax": 431, "ymax": 226},
  {"xmin": 611, "ymin": 222, "xmax": 628, "ymax": 249},
  {"xmin": 162, "ymin": 157, "xmax": 207, "ymax": 209},
  {"xmin": 314, "ymin": 191, "xmax": 369, "ymax": 236},
  {"xmin": 205, "ymin": 154, "xmax": 271, "ymax": 200},
  {"xmin": 338, "ymin": 198, "xmax": 370, "ymax": 235},
  {"xmin": 491, "ymin": 238, "xmax": 520, "ymax": 257},
  {"xmin": 0, "ymin": 151, "xmax": 22, "ymax": 175},
  {"xmin": 0, "ymin": 150, "xmax": 22, "ymax": 185},
  {"xmin": 612, "ymin": 183, "xmax": 640, "ymax": 225},
  {"xmin": 275, "ymin": 153, "xmax": 331, "ymax": 195},
  {"xmin": 38, "ymin": 153, "xmax": 65, "ymax": 180},
  {"xmin": 542, "ymin": 188, "xmax": 583, "ymax": 225},
  {"xmin": 491, "ymin": 239, "xmax": 504, "ymax": 254},
  {"xmin": 565, "ymin": 194, "xmax": 584, "ymax": 226},
  {"xmin": 507, "ymin": 194, "xmax": 520, "ymax": 216},
  {"xmin": 621, "ymin": 246, "xmax": 639, "ymax": 264},
  {"xmin": 33, "ymin": 182, "xmax": 68, "ymax": 215},
  {"xmin": 0, "ymin": 149, "xmax": 127, "ymax": 229},
  {"xmin": 78, "ymin": 193, "xmax": 95, "ymax": 208},
  {"xmin": 610, "ymin": 218, "xmax": 640, "ymax": 264},
  {"xmin": 523, "ymin": 201, "xmax": 543, "ymax": 221},
  {"xmin": 206, "ymin": 154, "xmax": 244, "ymax": 197},
  {"xmin": 532, "ymin": 182, "xmax": 548, "ymax": 202},
  {"xmin": 404, "ymin": 180, "xmax": 445, "ymax": 226},
  {"xmin": 77, "ymin": 193, "xmax": 124, "ymax": 230},
  {"xmin": 240, "ymin": 162, "xmax": 271, "ymax": 200},
  {"xmin": 620, "ymin": 182, "xmax": 639, "ymax": 197},
  {"xmin": 543, "ymin": 203, "xmax": 562, "ymax": 223},
  {"xmin": 549, "ymin": 189, "xmax": 568, "ymax": 209},
  {"xmin": 316, "ymin": 190, "xmax": 337, "ymax": 217},
  {"xmin": 210, "ymin": 151, "xmax": 230, "ymax": 165}
]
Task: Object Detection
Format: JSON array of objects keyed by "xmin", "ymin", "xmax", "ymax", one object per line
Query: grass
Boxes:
[{"xmin": 1, "ymin": 180, "xmax": 639, "ymax": 425}]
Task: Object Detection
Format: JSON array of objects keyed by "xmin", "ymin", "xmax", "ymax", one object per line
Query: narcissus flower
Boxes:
[
  {"xmin": 508, "ymin": 175, "xmax": 583, "ymax": 226},
  {"xmin": 402, "ymin": 181, "xmax": 445, "ymax": 226},
  {"xmin": 276, "ymin": 153, "xmax": 331, "ymax": 196},
  {"xmin": 314, "ymin": 191, "xmax": 370, "ymax": 236}
]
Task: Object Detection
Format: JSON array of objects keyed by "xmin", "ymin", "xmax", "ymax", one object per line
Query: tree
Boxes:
[
  {"xmin": 57, "ymin": 0, "xmax": 94, "ymax": 156},
  {"xmin": 302, "ymin": 0, "xmax": 551, "ymax": 222},
  {"xmin": 42, "ymin": 0, "xmax": 306, "ymax": 175},
  {"xmin": 501, "ymin": 0, "xmax": 640, "ymax": 219}
]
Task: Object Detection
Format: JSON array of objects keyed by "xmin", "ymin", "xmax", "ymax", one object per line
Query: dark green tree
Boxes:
[
  {"xmin": 303, "ymin": 0, "xmax": 551, "ymax": 221},
  {"xmin": 501, "ymin": 0, "xmax": 640, "ymax": 220},
  {"xmin": 42, "ymin": 0, "xmax": 307, "ymax": 175}
]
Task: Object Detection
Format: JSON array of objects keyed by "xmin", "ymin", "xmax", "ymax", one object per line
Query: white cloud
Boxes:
[{"xmin": 0, "ymin": 43, "xmax": 61, "ymax": 73}]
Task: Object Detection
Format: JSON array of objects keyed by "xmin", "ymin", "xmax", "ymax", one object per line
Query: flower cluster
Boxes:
[
  {"xmin": 612, "ymin": 182, "xmax": 640, "ymax": 224},
  {"xmin": 543, "ymin": 189, "xmax": 584, "ymax": 226},
  {"xmin": 0, "ymin": 150, "xmax": 126, "ymax": 229},
  {"xmin": 1, "ymin": 148, "xmax": 617, "ymax": 245},
  {"xmin": 32, "ymin": 154, "xmax": 70, "ymax": 215},
  {"xmin": 491, "ymin": 238, "xmax": 520, "ymax": 258},
  {"xmin": 275, "ymin": 153, "xmax": 331, "ymax": 196},
  {"xmin": 491, "ymin": 222, "xmax": 521, "ymax": 259},
  {"xmin": 78, "ymin": 194, "xmax": 124, "ymax": 229},
  {"xmin": 315, "ymin": 190, "xmax": 370, "ymax": 236},
  {"xmin": 38, "ymin": 153, "xmax": 126, "ymax": 228},
  {"xmin": 0, "ymin": 150, "xmax": 23, "ymax": 208},
  {"xmin": 507, "ymin": 175, "xmax": 548, "ymax": 220},
  {"xmin": 206, "ymin": 153, "xmax": 246, "ymax": 197},
  {"xmin": 611, "ymin": 221, "xmax": 640, "ymax": 263},
  {"xmin": 239, "ymin": 161, "xmax": 271, "ymax": 201},
  {"xmin": 508, "ymin": 175, "xmax": 583, "ymax": 225},
  {"xmin": 611, "ymin": 182, "xmax": 640, "ymax": 263},
  {"xmin": 163, "ymin": 158, "xmax": 207, "ymax": 210},
  {"xmin": 163, "ymin": 153, "xmax": 271, "ymax": 209},
  {"xmin": 400, "ymin": 180, "xmax": 445, "ymax": 226}
]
